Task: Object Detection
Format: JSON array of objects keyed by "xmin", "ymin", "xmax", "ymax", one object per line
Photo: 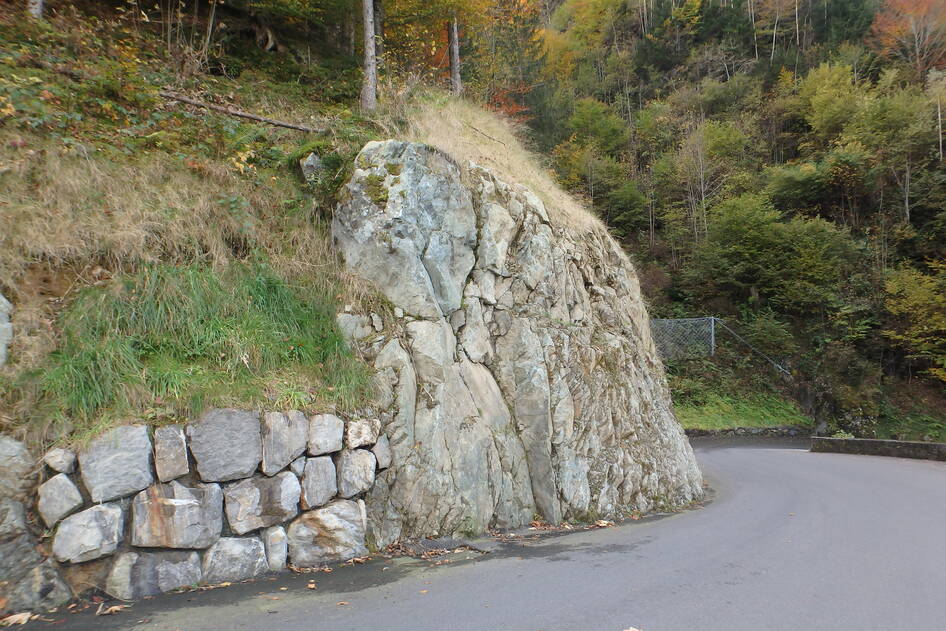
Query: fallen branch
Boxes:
[
  {"xmin": 158, "ymin": 91, "xmax": 324, "ymax": 133},
  {"xmin": 462, "ymin": 121, "xmax": 506, "ymax": 146}
]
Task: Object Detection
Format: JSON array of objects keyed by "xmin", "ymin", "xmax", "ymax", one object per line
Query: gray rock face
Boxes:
[
  {"xmin": 345, "ymin": 418, "xmax": 381, "ymax": 449},
  {"xmin": 0, "ymin": 497, "xmax": 71, "ymax": 611},
  {"xmin": 130, "ymin": 481, "xmax": 222, "ymax": 549},
  {"xmin": 261, "ymin": 411, "xmax": 309, "ymax": 476},
  {"xmin": 106, "ymin": 550, "xmax": 201, "ymax": 600},
  {"xmin": 308, "ymin": 414, "xmax": 344, "ymax": 455},
  {"xmin": 0, "ymin": 436, "xmax": 34, "ymax": 500},
  {"xmin": 37, "ymin": 473, "xmax": 84, "ymax": 527},
  {"xmin": 53, "ymin": 503, "xmax": 123, "ymax": 563},
  {"xmin": 223, "ymin": 472, "xmax": 300, "ymax": 535},
  {"xmin": 286, "ymin": 500, "xmax": 368, "ymax": 567},
  {"xmin": 335, "ymin": 449, "xmax": 376, "ymax": 498},
  {"xmin": 187, "ymin": 409, "xmax": 262, "ymax": 482},
  {"xmin": 372, "ymin": 435, "xmax": 392, "ymax": 470},
  {"xmin": 263, "ymin": 526, "xmax": 288, "ymax": 572},
  {"xmin": 154, "ymin": 425, "xmax": 189, "ymax": 482},
  {"xmin": 79, "ymin": 425, "xmax": 154, "ymax": 502},
  {"xmin": 300, "ymin": 457, "xmax": 336, "ymax": 509},
  {"xmin": 0, "ymin": 292, "xmax": 11, "ymax": 367},
  {"xmin": 334, "ymin": 140, "xmax": 703, "ymax": 545},
  {"xmin": 201, "ymin": 537, "xmax": 268, "ymax": 583},
  {"xmin": 44, "ymin": 447, "xmax": 76, "ymax": 474}
]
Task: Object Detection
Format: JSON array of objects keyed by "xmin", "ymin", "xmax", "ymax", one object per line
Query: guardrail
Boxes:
[{"xmin": 810, "ymin": 437, "xmax": 946, "ymax": 462}]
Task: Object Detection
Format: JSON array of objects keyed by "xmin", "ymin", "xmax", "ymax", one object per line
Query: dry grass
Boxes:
[{"xmin": 402, "ymin": 93, "xmax": 603, "ymax": 233}]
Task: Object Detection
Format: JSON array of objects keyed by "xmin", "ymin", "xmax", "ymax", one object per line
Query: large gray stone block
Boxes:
[
  {"xmin": 79, "ymin": 425, "xmax": 154, "ymax": 502},
  {"xmin": 261, "ymin": 411, "xmax": 308, "ymax": 476},
  {"xmin": 130, "ymin": 481, "xmax": 222, "ymax": 549},
  {"xmin": 52, "ymin": 503, "xmax": 123, "ymax": 563},
  {"xmin": 308, "ymin": 414, "xmax": 344, "ymax": 455},
  {"xmin": 335, "ymin": 449, "xmax": 376, "ymax": 498},
  {"xmin": 187, "ymin": 409, "xmax": 262, "ymax": 482},
  {"xmin": 223, "ymin": 472, "xmax": 300, "ymax": 535},
  {"xmin": 201, "ymin": 537, "xmax": 268, "ymax": 583},
  {"xmin": 286, "ymin": 500, "xmax": 367, "ymax": 567},
  {"xmin": 154, "ymin": 425, "xmax": 189, "ymax": 482},
  {"xmin": 37, "ymin": 473, "xmax": 83, "ymax": 528},
  {"xmin": 345, "ymin": 418, "xmax": 381, "ymax": 449},
  {"xmin": 106, "ymin": 550, "xmax": 201, "ymax": 600},
  {"xmin": 300, "ymin": 457, "xmax": 336, "ymax": 509},
  {"xmin": 0, "ymin": 436, "xmax": 35, "ymax": 501}
]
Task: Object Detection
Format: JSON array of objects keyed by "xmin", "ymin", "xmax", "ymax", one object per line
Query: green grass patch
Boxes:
[
  {"xmin": 14, "ymin": 263, "xmax": 372, "ymax": 440},
  {"xmin": 674, "ymin": 393, "xmax": 813, "ymax": 430}
]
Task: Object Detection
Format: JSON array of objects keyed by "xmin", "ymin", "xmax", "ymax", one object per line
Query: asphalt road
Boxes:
[{"xmin": 46, "ymin": 439, "xmax": 946, "ymax": 631}]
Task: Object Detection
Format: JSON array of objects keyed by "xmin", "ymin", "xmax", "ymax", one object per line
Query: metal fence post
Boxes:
[{"xmin": 710, "ymin": 317, "xmax": 716, "ymax": 356}]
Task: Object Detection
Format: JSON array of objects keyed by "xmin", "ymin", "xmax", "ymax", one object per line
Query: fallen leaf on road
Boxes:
[
  {"xmin": 95, "ymin": 603, "xmax": 128, "ymax": 616},
  {"xmin": 419, "ymin": 590, "xmax": 428, "ymax": 594},
  {"xmin": 1, "ymin": 613, "xmax": 35, "ymax": 626},
  {"xmin": 306, "ymin": 582, "xmax": 316, "ymax": 590},
  {"xmin": 593, "ymin": 520, "xmax": 615, "ymax": 528},
  {"xmin": 337, "ymin": 601, "xmax": 350, "ymax": 606}
]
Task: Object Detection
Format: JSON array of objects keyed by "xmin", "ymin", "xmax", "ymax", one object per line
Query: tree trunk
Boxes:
[
  {"xmin": 360, "ymin": 0, "xmax": 377, "ymax": 112},
  {"xmin": 771, "ymin": 8, "xmax": 780, "ymax": 61},
  {"xmin": 373, "ymin": 0, "xmax": 385, "ymax": 67},
  {"xmin": 28, "ymin": 0, "xmax": 43, "ymax": 18},
  {"xmin": 448, "ymin": 17, "xmax": 462, "ymax": 96},
  {"xmin": 938, "ymin": 96, "xmax": 943, "ymax": 162}
]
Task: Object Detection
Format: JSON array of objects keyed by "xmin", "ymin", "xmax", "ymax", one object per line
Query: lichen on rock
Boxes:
[{"xmin": 333, "ymin": 140, "xmax": 703, "ymax": 547}]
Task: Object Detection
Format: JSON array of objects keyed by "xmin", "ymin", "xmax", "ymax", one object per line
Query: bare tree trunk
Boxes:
[
  {"xmin": 748, "ymin": 0, "xmax": 759, "ymax": 59},
  {"xmin": 448, "ymin": 16, "xmax": 462, "ymax": 96},
  {"xmin": 794, "ymin": 0, "xmax": 800, "ymax": 48},
  {"xmin": 27, "ymin": 0, "xmax": 43, "ymax": 18},
  {"xmin": 771, "ymin": 7, "xmax": 780, "ymax": 61},
  {"xmin": 360, "ymin": 0, "xmax": 377, "ymax": 112},
  {"xmin": 373, "ymin": 0, "xmax": 385, "ymax": 67}
]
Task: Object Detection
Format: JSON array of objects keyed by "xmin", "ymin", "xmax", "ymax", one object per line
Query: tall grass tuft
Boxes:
[{"xmin": 24, "ymin": 263, "xmax": 372, "ymax": 437}]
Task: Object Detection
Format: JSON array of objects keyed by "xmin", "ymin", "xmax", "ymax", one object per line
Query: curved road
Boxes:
[{"xmin": 52, "ymin": 439, "xmax": 946, "ymax": 630}]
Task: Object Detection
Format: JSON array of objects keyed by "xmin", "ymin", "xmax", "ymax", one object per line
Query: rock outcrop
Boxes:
[{"xmin": 333, "ymin": 140, "xmax": 703, "ymax": 546}]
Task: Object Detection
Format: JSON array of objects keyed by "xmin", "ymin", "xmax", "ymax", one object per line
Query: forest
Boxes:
[{"xmin": 1, "ymin": 0, "xmax": 944, "ymax": 442}]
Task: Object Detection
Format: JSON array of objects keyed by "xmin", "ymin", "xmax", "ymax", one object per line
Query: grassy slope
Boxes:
[{"xmin": 0, "ymin": 7, "xmax": 386, "ymax": 445}]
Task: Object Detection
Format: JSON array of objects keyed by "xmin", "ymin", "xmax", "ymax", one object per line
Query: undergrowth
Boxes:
[
  {"xmin": 10, "ymin": 264, "xmax": 372, "ymax": 444},
  {"xmin": 675, "ymin": 393, "xmax": 812, "ymax": 430}
]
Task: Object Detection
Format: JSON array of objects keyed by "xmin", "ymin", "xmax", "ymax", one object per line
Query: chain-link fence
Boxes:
[
  {"xmin": 649, "ymin": 317, "xmax": 716, "ymax": 360},
  {"xmin": 650, "ymin": 316, "xmax": 791, "ymax": 376}
]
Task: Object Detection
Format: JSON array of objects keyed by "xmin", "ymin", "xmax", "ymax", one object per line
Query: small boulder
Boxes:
[
  {"xmin": 223, "ymin": 472, "xmax": 300, "ymax": 535},
  {"xmin": 345, "ymin": 418, "xmax": 381, "ymax": 449},
  {"xmin": 308, "ymin": 414, "xmax": 344, "ymax": 456},
  {"xmin": 300, "ymin": 457, "xmax": 336, "ymax": 509},
  {"xmin": 37, "ymin": 473, "xmax": 83, "ymax": 528},
  {"xmin": 79, "ymin": 425, "xmax": 154, "ymax": 503},
  {"xmin": 187, "ymin": 409, "xmax": 262, "ymax": 482},
  {"xmin": 130, "ymin": 481, "xmax": 223, "ymax": 549},
  {"xmin": 335, "ymin": 449, "xmax": 376, "ymax": 498},
  {"xmin": 44, "ymin": 447, "xmax": 76, "ymax": 474},
  {"xmin": 52, "ymin": 504, "xmax": 123, "ymax": 563},
  {"xmin": 263, "ymin": 526, "xmax": 288, "ymax": 572},
  {"xmin": 372, "ymin": 434, "xmax": 393, "ymax": 470},
  {"xmin": 106, "ymin": 550, "xmax": 201, "ymax": 600},
  {"xmin": 5, "ymin": 560, "xmax": 72, "ymax": 611},
  {"xmin": 287, "ymin": 500, "xmax": 367, "ymax": 567},
  {"xmin": 261, "ymin": 411, "xmax": 308, "ymax": 476},
  {"xmin": 201, "ymin": 537, "xmax": 268, "ymax": 583},
  {"xmin": 299, "ymin": 152, "xmax": 323, "ymax": 182},
  {"xmin": 153, "ymin": 425, "xmax": 189, "ymax": 482},
  {"xmin": 289, "ymin": 456, "xmax": 307, "ymax": 478}
]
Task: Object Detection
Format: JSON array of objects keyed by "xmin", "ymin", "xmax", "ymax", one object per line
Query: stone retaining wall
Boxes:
[
  {"xmin": 810, "ymin": 437, "xmax": 946, "ymax": 461},
  {"xmin": 1, "ymin": 409, "xmax": 391, "ymax": 611},
  {"xmin": 685, "ymin": 426, "xmax": 810, "ymax": 438}
]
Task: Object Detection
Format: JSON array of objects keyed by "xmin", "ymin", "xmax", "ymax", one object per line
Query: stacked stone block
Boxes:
[{"xmin": 21, "ymin": 408, "xmax": 389, "ymax": 604}]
